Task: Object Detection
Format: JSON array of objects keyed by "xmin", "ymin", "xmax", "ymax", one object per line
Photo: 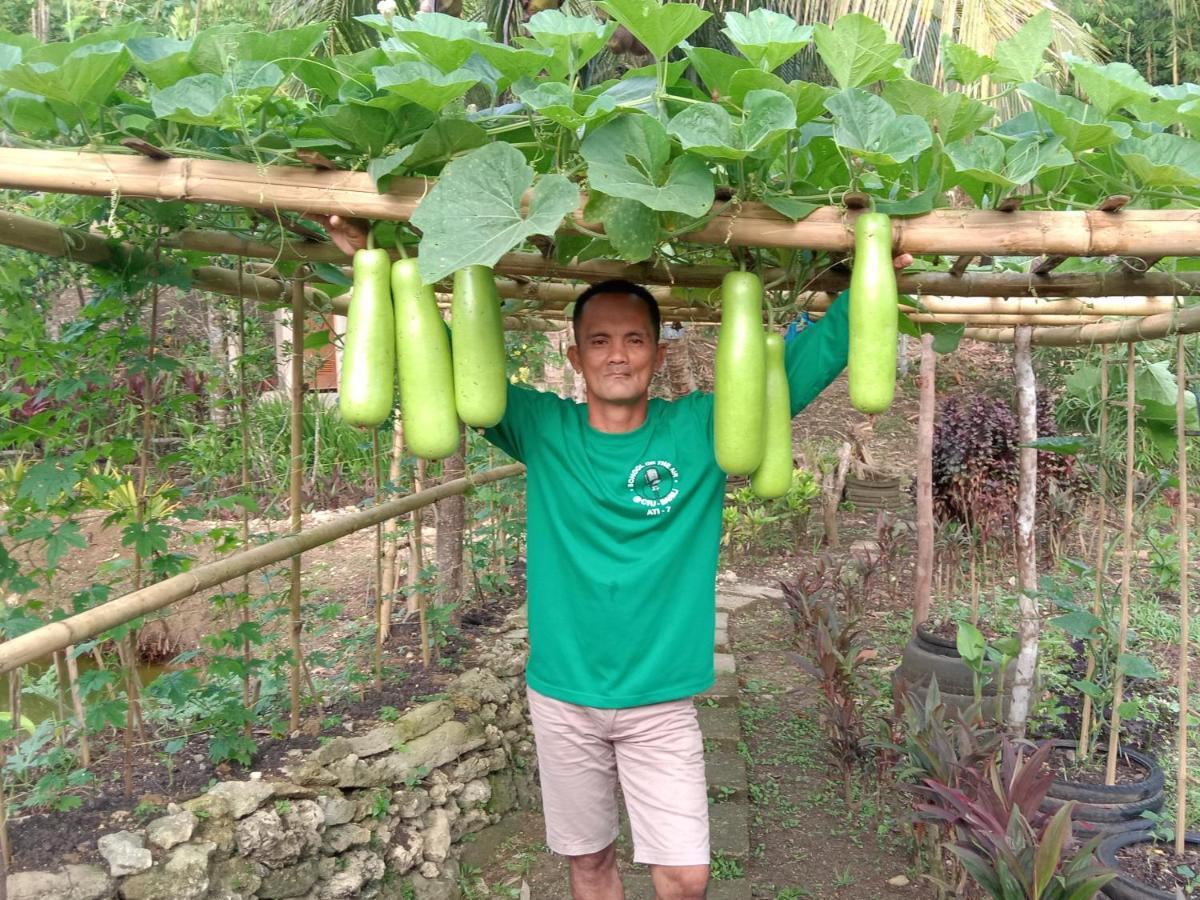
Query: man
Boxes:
[{"xmin": 321, "ymin": 215, "xmax": 909, "ymax": 899}]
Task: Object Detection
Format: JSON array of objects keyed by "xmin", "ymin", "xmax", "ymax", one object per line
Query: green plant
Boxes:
[{"xmin": 710, "ymin": 853, "xmax": 744, "ymax": 880}]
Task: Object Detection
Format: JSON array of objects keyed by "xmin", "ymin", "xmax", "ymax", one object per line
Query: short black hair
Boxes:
[{"xmin": 572, "ymin": 279, "xmax": 661, "ymax": 341}]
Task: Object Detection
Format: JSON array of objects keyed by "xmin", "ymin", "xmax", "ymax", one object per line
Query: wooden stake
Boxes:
[
  {"xmin": 1175, "ymin": 333, "xmax": 1191, "ymax": 855},
  {"xmin": 288, "ymin": 276, "xmax": 305, "ymax": 733},
  {"xmin": 1106, "ymin": 344, "xmax": 1138, "ymax": 784},
  {"xmin": 64, "ymin": 647, "xmax": 89, "ymax": 766},
  {"xmin": 914, "ymin": 334, "xmax": 936, "ymax": 630},
  {"xmin": 1079, "ymin": 347, "xmax": 1110, "ymax": 758},
  {"xmin": 235, "ymin": 266, "xmax": 253, "ymax": 723},
  {"xmin": 373, "ymin": 429, "xmax": 384, "ymax": 691},
  {"xmin": 1009, "ymin": 326, "xmax": 1040, "ymax": 735},
  {"xmin": 380, "ymin": 410, "xmax": 405, "ymax": 650}
]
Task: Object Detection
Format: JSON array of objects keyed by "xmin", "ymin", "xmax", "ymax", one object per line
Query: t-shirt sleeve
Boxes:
[
  {"xmin": 784, "ymin": 289, "xmax": 850, "ymax": 417},
  {"xmin": 483, "ymin": 382, "xmax": 562, "ymax": 462}
]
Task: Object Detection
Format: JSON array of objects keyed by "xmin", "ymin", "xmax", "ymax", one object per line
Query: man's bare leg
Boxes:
[
  {"xmin": 569, "ymin": 842, "xmax": 624, "ymax": 900},
  {"xmin": 649, "ymin": 864, "xmax": 709, "ymax": 900}
]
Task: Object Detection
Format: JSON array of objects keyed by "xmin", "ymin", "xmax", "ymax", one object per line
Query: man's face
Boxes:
[{"xmin": 567, "ymin": 293, "xmax": 666, "ymax": 406}]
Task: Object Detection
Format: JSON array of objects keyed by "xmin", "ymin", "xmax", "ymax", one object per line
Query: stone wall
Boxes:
[{"xmin": 8, "ymin": 609, "xmax": 538, "ymax": 900}]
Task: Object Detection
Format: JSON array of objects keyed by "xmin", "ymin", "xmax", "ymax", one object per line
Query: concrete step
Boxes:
[
  {"xmin": 697, "ymin": 671, "xmax": 739, "ymax": 708},
  {"xmin": 696, "ymin": 704, "xmax": 740, "ymax": 746},
  {"xmin": 714, "ymin": 652, "xmax": 736, "ymax": 676},
  {"xmin": 705, "ymin": 750, "xmax": 748, "ymax": 801},
  {"xmin": 709, "ymin": 800, "xmax": 750, "ymax": 859}
]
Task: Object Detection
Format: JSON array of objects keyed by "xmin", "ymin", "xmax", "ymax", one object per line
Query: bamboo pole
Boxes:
[
  {"xmin": 288, "ymin": 276, "xmax": 305, "ymax": 732},
  {"xmin": 1078, "ymin": 347, "xmax": 1110, "ymax": 758},
  {"xmin": 0, "ymin": 466, "xmax": 524, "ymax": 676},
  {"xmin": 967, "ymin": 302, "xmax": 1200, "ymax": 346},
  {"xmin": 914, "ymin": 334, "xmax": 936, "ymax": 630},
  {"xmin": 380, "ymin": 411, "xmax": 404, "ymax": 651},
  {"xmin": 236, "ymin": 267, "xmax": 254, "ymax": 722},
  {"xmin": 1175, "ymin": 334, "xmax": 1191, "ymax": 855},
  {"xmin": 907, "ymin": 314, "xmax": 1106, "ymax": 326},
  {"xmin": 1009, "ymin": 326, "xmax": 1040, "ymax": 736},
  {"xmin": 1105, "ymin": 344, "xmax": 1138, "ymax": 784},
  {"xmin": 64, "ymin": 647, "xmax": 89, "ymax": 766},
  {"xmin": 7, "ymin": 149, "xmax": 1200, "ymax": 256},
  {"xmin": 373, "ymin": 429, "xmax": 384, "ymax": 692}
]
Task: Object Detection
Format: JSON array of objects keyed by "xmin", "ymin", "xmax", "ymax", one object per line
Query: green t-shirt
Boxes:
[{"xmin": 485, "ymin": 292, "xmax": 850, "ymax": 708}]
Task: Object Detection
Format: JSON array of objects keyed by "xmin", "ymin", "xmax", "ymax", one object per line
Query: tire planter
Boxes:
[
  {"xmin": 1038, "ymin": 740, "xmax": 1164, "ymax": 840},
  {"xmin": 915, "ymin": 622, "xmax": 960, "ymax": 658},
  {"xmin": 843, "ymin": 474, "xmax": 907, "ymax": 512},
  {"xmin": 1095, "ymin": 830, "xmax": 1200, "ymax": 899},
  {"xmin": 896, "ymin": 636, "xmax": 1015, "ymax": 697},
  {"xmin": 891, "ymin": 669, "xmax": 1010, "ymax": 721}
]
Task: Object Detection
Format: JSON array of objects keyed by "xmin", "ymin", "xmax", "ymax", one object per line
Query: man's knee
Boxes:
[
  {"xmin": 652, "ymin": 863, "xmax": 709, "ymax": 899},
  {"xmin": 569, "ymin": 842, "xmax": 618, "ymax": 874}
]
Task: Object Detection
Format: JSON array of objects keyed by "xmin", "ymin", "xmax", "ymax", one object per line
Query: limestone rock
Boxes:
[
  {"xmin": 347, "ymin": 700, "xmax": 453, "ymax": 758},
  {"xmin": 270, "ymin": 782, "xmax": 318, "ymax": 800},
  {"xmin": 146, "ymin": 810, "xmax": 197, "ymax": 850},
  {"xmin": 391, "ymin": 788, "xmax": 430, "ymax": 819},
  {"xmin": 97, "ymin": 831, "xmax": 151, "ymax": 877},
  {"xmin": 207, "ymin": 857, "xmax": 264, "ymax": 900},
  {"xmin": 328, "ymin": 719, "xmax": 486, "ymax": 789},
  {"xmin": 421, "ymin": 808, "xmax": 451, "ymax": 863},
  {"xmin": 311, "ymin": 737, "xmax": 352, "ymax": 766},
  {"xmin": 458, "ymin": 778, "xmax": 491, "ymax": 810},
  {"xmin": 256, "ymin": 859, "xmax": 320, "ymax": 899},
  {"xmin": 6, "ymin": 865, "xmax": 114, "ymax": 900},
  {"xmin": 320, "ymin": 823, "xmax": 370, "ymax": 854},
  {"xmin": 235, "ymin": 801, "xmax": 323, "ymax": 868},
  {"xmin": 282, "ymin": 758, "xmax": 339, "ymax": 786},
  {"xmin": 180, "ymin": 793, "xmax": 236, "ymax": 851},
  {"xmin": 317, "ymin": 850, "xmax": 384, "ymax": 899},
  {"xmin": 117, "ymin": 842, "xmax": 215, "ymax": 900},
  {"xmin": 317, "ymin": 794, "xmax": 357, "ymax": 827},
  {"xmin": 388, "ymin": 826, "xmax": 423, "ymax": 875},
  {"xmin": 446, "ymin": 669, "xmax": 509, "ymax": 712},
  {"xmin": 207, "ymin": 780, "xmax": 276, "ymax": 818}
]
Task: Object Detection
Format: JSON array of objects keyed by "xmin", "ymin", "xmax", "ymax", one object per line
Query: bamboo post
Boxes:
[
  {"xmin": 64, "ymin": 647, "xmax": 89, "ymax": 766},
  {"xmin": 373, "ymin": 430, "xmax": 384, "ymax": 691},
  {"xmin": 914, "ymin": 334, "xmax": 936, "ymax": 629},
  {"xmin": 1175, "ymin": 334, "xmax": 1191, "ymax": 855},
  {"xmin": 379, "ymin": 411, "xmax": 404, "ymax": 648},
  {"xmin": 288, "ymin": 275, "xmax": 306, "ymax": 732},
  {"xmin": 236, "ymin": 266, "xmax": 253, "ymax": 722},
  {"xmin": 1009, "ymin": 326, "xmax": 1040, "ymax": 736},
  {"xmin": 409, "ymin": 459, "xmax": 426, "ymax": 601},
  {"xmin": 1106, "ymin": 344, "xmax": 1138, "ymax": 784},
  {"xmin": 1079, "ymin": 347, "xmax": 1110, "ymax": 758}
]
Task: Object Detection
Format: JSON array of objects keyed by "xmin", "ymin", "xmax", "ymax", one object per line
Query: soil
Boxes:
[
  {"xmin": 1046, "ymin": 745, "xmax": 1153, "ymax": 787},
  {"xmin": 1115, "ymin": 841, "xmax": 1200, "ymax": 894}
]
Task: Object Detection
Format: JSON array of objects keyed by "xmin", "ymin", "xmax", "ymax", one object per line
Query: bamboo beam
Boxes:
[
  {"xmin": 965, "ymin": 302, "xmax": 1200, "ymax": 345},
  {"xmin": 0, "ymin": 465, "xmax": 525, "ymax": 676},
  {"xmin": 6, "ymin": 149, "xmax": 1200, "ymax": 256}
]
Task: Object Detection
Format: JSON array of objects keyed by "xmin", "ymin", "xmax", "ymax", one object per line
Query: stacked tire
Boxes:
[
  {"xmin": 1037, "ymin": 740, "xmax": 1164, "ymax": 842},
  {"xmin": 1095, "ymin": 830, "xmax": 1200, "ymax": 899},
  {"xmin": 892, "ymin": 623, "xmax": 1015, "ymax": 720}
]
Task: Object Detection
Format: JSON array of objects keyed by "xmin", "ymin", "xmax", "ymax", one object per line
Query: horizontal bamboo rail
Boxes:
[
  {"xmin": 0, "ymin": 464, "xmax": 525, "ymax": 676},
  {"xmin": 6, "ymin": 148, "xmax": 1200, "ymax": 256},
  {"xmin": 966, "ymin": 303, "xmax": 1200, "ymax": 345}
]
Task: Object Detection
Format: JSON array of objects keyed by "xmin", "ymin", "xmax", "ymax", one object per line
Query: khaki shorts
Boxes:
[{"xmin": 526, "ymin": 685, "xmax": 710, "ymax": 867}]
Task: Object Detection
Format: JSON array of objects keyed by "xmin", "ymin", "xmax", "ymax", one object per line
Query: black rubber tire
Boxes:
[
  {"xmin": 897, "ymin": 638, "xmax": 1012, "ymax": 697},
  {"xmin": 900, "ymin": 680, "xmax": 1008, "ymax": 722},
  {"xmin": 1041, "ymin": 791, "xmax": 1163, "ymax": 824},
  {"xmin": 914, "ymin": 624, "xmax": 961, "ymax": 658},
  {"xmin": 1039, "ymin": 740, "xmax": 1165, "ymax": 804},
  {"xmin": 1071, "ymin": 816, "xmax": 1153, "ymax": 841},
  {"xmin": 1095, "ymin": 830, "xmax": 1200, "ymax": 900}
]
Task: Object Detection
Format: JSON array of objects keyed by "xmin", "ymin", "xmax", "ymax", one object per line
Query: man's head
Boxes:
[{"xmin": 567, "ymin": 280, "xmax": 665, "ymax": 408}]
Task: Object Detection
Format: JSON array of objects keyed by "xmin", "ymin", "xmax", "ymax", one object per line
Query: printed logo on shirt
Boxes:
[{"xmin": 627, "ymin": 460, "xmax": 679, "ymax": 517}]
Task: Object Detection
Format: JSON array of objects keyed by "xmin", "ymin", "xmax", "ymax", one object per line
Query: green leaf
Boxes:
[
  {"xmin": 1021, "ymin": 435, "xmax": 1090, "ymax": 454},
  {"xmin": 389, "ymin": 12, "xmax": 490, "ymax": 72},
  {"xmin": 679, "ymin": 44, "xmax": 751, "ymax": 99},
  {"xmin": 596, "ymin": 0, "xmax": 710, "ymax": 61},
  {"xmin": 931, "ymin": 324, "xmax": 964, "ymax": 354},
  {"xmin": 150, "ymin": 73, "xmax": 235, "ymax": 125},
  {"xmin": 1117, "ymin": 133, "xmax": 1200, "ymax": 189},
  {"xmin": 1129, "ymin": 84, "xmax": 1200, "ymax": 128},
  {"xmin": 303, "ymin": 330, "xmax": 331, "ymax": 350},
  {"xmin": 1018, "ymin": 82, "xmax": 1132, "ymax": 153},
  {"xmin": 524, "ymin": 9, "xmax": 614, "ymax": 75},
  {"xmin": 956, "ymin": 621, "xmax": 986, "ymax": 664},
  {"xmin": 472, "ymin": 42, "xmax": 555, "ymax": 85},
  {"xmin": 589, "ymin": 194, "xmax": 658, "ymax": 262},
  {"xmin": 581, "ymin": 114, "xmax": 714, "ymax": 217},
  {"xmin": 1066, "ymin": 54, "xmax": 1153, "ymax": 116},
  {"xmin": 122, "ymin": 521, "xmax": 172, "ymax": 558},
  {"xmin": 16, "ymin": 456, "xmax": 80, "ymax": 507},
  {"xmin": 583, "ymin": 75, "xmax": 658, "ymax": 117},
  {"xmin": 1052, "ymin": 610, "xmax": 1103, "ymax": 639},
  {"xmin": 824, "ymin": 88, "xmax": 932, "ymax": 166},
  {"xmin": 373, "ymin": 61, "xmax": 477, "ymax": 111},
  {"xmin": 1136, "ymin": 359, "xmax": 1199, "ymax": 426},
  {"xmin": 1, "ymin": 89, "xmax": 58, "ymax": 135},
  {"xmin": 0, "ymin": 41, "xmax": 130, "ymax": 110},
  {"xmin": 45, "ymin": 520, "xmax": 87, "ymax": 570},
  {"xmin": 883, "ymin": 80, "xmax": 994, "ymax": 142},
  {"xmin": 813, "ymin": 14, "xmax": 903, "ymax": 89},
  {"xmin": 1144, "ymin": 421, "xmax": 1182, "ymax": 463},
  {"xmin": 1071, "ymin": 678, "xmax": 1105, "ymax": 700},
  {"xmin": 1117, "ymin": 653, "xmax": 1159, "ymax": 680},
  {"xmin": 127, "ymin": 36, "xmax": 194, "ymax": 88},
  {"xmin": 410, "ymin": 142, "xmax": 578, "ymax": 285},
  {"xmin": 945, "ymin": 134, "xmax": 1072, "ymax": 188},
  {"xmin": 762, "ymin": 195, "xmax": 818, "ymax": 221},
  {"xmin": 189, "ymin": 23, "xmax": 326, "ymax": 77},
  {"xmin": 942, "ymin": 40, "xmax": 996, "ymax": 85},
  {"xmin": 667, "ymin": 90, "xmax": 795, "ymax": 159},
  {"xmin": 367, "ymin": 146, "xmax": 414, "ymax": 190},
  {"xmin": 308, "ymin": 103, "xmax": 398, "ymax": 157},
  {"xmin": 721, "ymin": 8, "xmax": 812, "ymax": 73},
  {"xmin": 404, "ymin": 117, "xmax": 489, "ymax": 169},
  {"xmin": 517, "ymin": 80, "xmax": 588, "ymax": 128},
  {"xmin": 992, "ymin": 11, "xmax": 1052, "ymax": 84},
  {"xmin": 875, "ymin": 178, "xmax": 942, "ymax": 217},
  {"xmin": 727, "ymin": 69, "xmax": 830, "ymax": 124}
]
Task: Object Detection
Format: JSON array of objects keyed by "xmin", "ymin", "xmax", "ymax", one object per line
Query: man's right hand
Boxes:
[{"xmin": 309, "ymin": 214, "xmax": 370, "ymax": 255}]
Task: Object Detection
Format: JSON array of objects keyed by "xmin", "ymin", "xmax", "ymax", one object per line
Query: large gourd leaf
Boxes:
[
  {"xmin": 127, "ymin": 37, "xmax": 194, "ymax": 88},
  {"xmin": 945, "ymin": 135, "xmax": 1071, "ymax": 187},
  {"xmin": 410, "ymin": 142, "xmax": 579, "ymax": 285},
  {"xmin": 679, "ymin": 44, "xmax": 752, "ymax": 99},
  {"xmin": 1018, "ymin": 82, "xmax": 1131, "ymax": 153},
  {"xmin": 597, "ymin": 0, "xmax": 710, "ymax": 61},
  {"xmin": 813, "ymin": 14, "xmax": 902, "ymax": 89},
  {"xmin": 581, "ymin": 114, "xmax": 714, "ymax": 216},
  {"xmin": 1129, "ymin": 83, "xmax": 1200, "ymax": 128},
  {"xmin": 0, "ymin": 41, "xmax": 130, "ymax": 110},
  {"xmin": 942, "ymin": 40, "xmax": 996, "ymax": 85},
  {"xmin": 523, "ymin": 10, "xmax": 613, "ymax": 75},
  {"xmin": 387, "ymin": 12, "xmax": 490, "ymax": 72},
  {"xmin": 1117, "ymin": 133, "xmax": 1200, "ymax": 188},
  {"xmin": 991, "ymin": 11, "xmax": 1051, "ymax": 84},
  {"xmin": 1065, "ymin": 55, "xmax": 1153, "ymax": 116},
  {"xmin": 373, "ymin": 61, "xmax": 477, "ymax": 111},
  {"xmin": 667, "ymin": 90, "xmax": 795, "ymax": 160},
  {"xmin": 824, "ymin": 88, "xmax": 931, "ymax": 166},
  {"xmin": 585, "ymin": 193, "xmax": 658, "ymax": 262},
  {"xmin": 189, "ymin": 23, "xmax": 326, "ymax": 77},
  {"xmin": 721, "ymin": 8, "xmax": 812, "ymax": 73},
  {"xmin": 727, "ymin": 69, "xmax": 830, "ymax": 124}
]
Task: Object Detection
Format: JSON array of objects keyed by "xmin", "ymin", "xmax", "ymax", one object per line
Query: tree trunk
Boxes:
[
  {"xmin": 913, "ymin": 334, "xmax": 935, "ymax": 629},
  {"xmin": 820, "ymin": 443, "xmax": 853, "ymax": 549},
  {"xmin": 1008, "ymin": 326, "xmax": 1039, "ymax": 735},
  {"xmin": 203, "ymin": 299, "xmax": 230, "ymax": 426},
  {"xmin": 544, "ymin": 327, "xmax": 568, "ymax": 396},
  {"xmin": 664, "ymin": 326, "xmax": 697, "ymax": 397},
  {"xmin": 434, "ymin": 429, "xmax": 466, "ymax": 608}
]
